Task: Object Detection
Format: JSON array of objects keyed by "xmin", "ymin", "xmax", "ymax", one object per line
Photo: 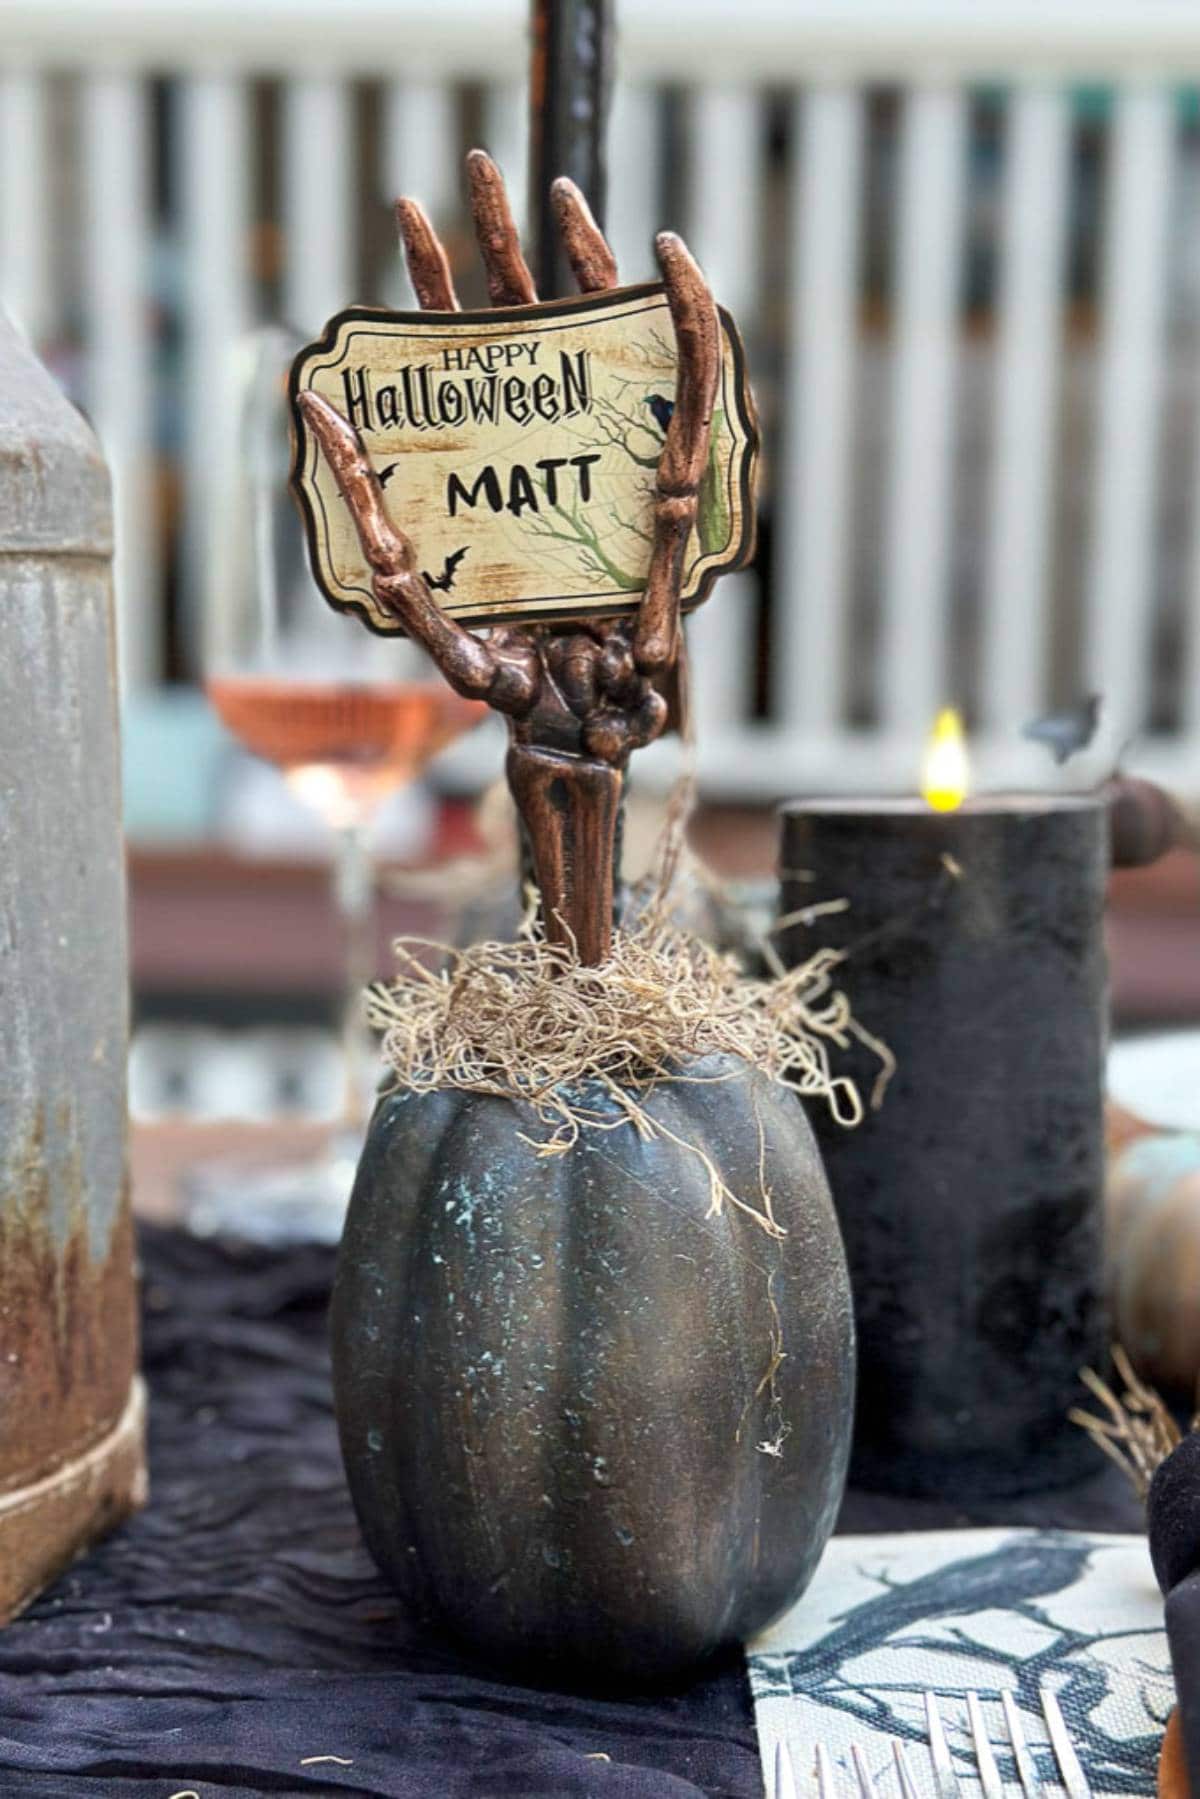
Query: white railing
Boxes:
[{"xmin": 3, "ymin": 3, "xmax": 1200, "ymax": 799}]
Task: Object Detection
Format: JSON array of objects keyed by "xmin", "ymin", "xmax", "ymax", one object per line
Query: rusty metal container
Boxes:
[{"xmin": 0, "ymin": 313, "xmax": 145, "ymax": 1619}]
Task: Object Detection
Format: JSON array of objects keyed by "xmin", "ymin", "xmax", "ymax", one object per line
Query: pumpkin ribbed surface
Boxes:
[{"xmin": 331, "ymin": 1051, "xmax": 854, "ymax": 1678}]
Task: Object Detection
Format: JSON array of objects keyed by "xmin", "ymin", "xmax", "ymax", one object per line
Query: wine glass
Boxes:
[{"xmin": 191, "ymin": 324, "xmax": 485, "ymax": 1240}]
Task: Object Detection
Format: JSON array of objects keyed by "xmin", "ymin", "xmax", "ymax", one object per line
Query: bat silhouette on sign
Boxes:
[
  {"xmin": 421, "ymin": 546, "xmax": 469, "ymax": 593},
  {"xmin": 377, "ymin": 462, "xmax": 401, "ymax": 489}
]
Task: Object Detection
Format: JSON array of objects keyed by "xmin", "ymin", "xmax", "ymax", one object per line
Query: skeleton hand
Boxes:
[{"xmin": 296, "ymin": 150, "xmax": 720, "ymax": 771}]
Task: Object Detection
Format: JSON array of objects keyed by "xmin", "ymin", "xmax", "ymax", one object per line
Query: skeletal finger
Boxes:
[
  {"xmin": 297, "ymin": 391, "xmax": 414, "ymax": 577},
  {"xmin": 634, "ymin": 231, "xmax": 720, "ymax": 672},
  {"xmin": 581, "ymin": 708, "xmax": 632, "ymax": 765},
  {"xmin": 467, "ymin": 148, "xmax": 537, "ymax": 306},
  {"xmin": 396, "ymin": 198, "xmax": 459, "ymax": 310},
  {"xmin": 547, "ymin": 631, "xmax": 601, "ymax": 716},
  {"xmin": 654, "ymin": 231, "xmax": 720, "ymax": 495},
  {"xmin": 296, "ymin": 391, "xmax": 537, "ymax": 713},
  {"xmin": 651, "ymin": 232, "xmax": 719, "ymax": 478},
  {"xmin": 583, "ymin": 686, "xmax": 668, "ymax": 763},
  {"xmin": 627, "ymin": 685, "xmax": 669, "ymax": 750},
  {"xmin": 551, "ymin": 177, "xmax": 618, "ymax": 293},
  {"xmin": 371, "ymin": 565, "xmax": 526, "ymax": 706},
  {"xmin": 595, "ymin": 629, "xmax": 640, "ymax": 704},
  {"xmin": 487, "ymin": 631, "xmax": 543, "ymax": 714}
]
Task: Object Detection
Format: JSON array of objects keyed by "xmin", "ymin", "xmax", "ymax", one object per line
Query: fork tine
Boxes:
[
  {"xmin": 772, "ymin": 1738, "xmax": 799, "ymax": 1799},
  {"xmin": 967, "ymin": 1692, "xmax": 1004, "ymax": 1799},
  {"xmin": 1001, "ymin": 1691, "xmax": 1044, "ymax": 1799},
  {"xmin": 1040, "ymin": 1687, "xmax": 1093, "ymax": 1799},
  {"xmin": 925, "ymin": 1693, "xmax": 961, "ymax": 1799},
  {"xmin": 815, "ymin": 1743, "xmax": 838, "ymax": 1799},
  {"xmin": 852, "ymin": 1745, "xmax": 875, "ymax": 1799},
  {"xmin": 893, "ymin": 1741, "xmax": 921, "ymax": 1799},
  {"xmin": 770, "ymin": 1741, "xmax": 798, "ymax": 1799}
]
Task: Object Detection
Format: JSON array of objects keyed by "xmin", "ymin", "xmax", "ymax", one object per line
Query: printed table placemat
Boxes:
[{"xmin": 749, "ymin": 1529, "xmax": 1170, "ymax": 1796}]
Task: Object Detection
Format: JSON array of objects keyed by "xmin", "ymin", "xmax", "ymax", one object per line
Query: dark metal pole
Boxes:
[
  {"xmin": 528, "ymin": 0, "xmax": 614, "ymax": 297},
  {"xmin": 524, "ymin": 0, "xmax": 622, "ymax": 936}
]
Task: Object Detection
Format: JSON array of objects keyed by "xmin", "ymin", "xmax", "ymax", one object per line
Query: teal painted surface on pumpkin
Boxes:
[{"xmin": 331, "ymin": 1052, "xmax": 854, "ymax": 1680}]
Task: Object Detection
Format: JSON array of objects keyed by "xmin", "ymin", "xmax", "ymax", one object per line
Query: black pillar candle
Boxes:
[{"xmin": 778, "ymin": 795, "xmax": 1108, "ymax": 1499}]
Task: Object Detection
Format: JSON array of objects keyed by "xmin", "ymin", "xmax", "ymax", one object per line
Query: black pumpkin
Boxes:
[{"xmin": 331, "ymin": 1050, "xmax": 854, "ymax": 1680}]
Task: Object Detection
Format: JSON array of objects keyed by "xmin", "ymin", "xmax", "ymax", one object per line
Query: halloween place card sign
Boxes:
[{"xmin": 289, "ymin": 282, "xmax": 758, "ymax": 632}]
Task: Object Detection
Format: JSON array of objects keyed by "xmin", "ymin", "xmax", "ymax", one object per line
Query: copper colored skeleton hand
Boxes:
[{"xmin": 296, "ymin": 152, "xmax": 720, "ymax": 960}]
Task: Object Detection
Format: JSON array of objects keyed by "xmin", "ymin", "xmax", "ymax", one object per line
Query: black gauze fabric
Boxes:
[{"xmin": 0, "ymin": 1226, "xmax": 1144, "ymax": 1799}]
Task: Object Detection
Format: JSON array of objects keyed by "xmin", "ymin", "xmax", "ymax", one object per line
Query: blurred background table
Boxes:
[{"xmin": 127, "ymin": 802, "xmax": 1200, "ymax": 1164}]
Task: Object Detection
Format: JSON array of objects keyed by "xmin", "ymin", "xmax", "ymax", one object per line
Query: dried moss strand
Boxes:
[
  {"xmin": 1070, "ymin": 1347, "xmax": 1197, "ymax": 1499},
  {"xmin": 366, "ymin": 906, "xmax": 883, "ymax": 1155}
]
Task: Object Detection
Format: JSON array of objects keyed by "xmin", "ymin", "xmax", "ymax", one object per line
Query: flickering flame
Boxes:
[{"xmin": 922, "ymin": 707, "xmax": 969, "ymax": 813}]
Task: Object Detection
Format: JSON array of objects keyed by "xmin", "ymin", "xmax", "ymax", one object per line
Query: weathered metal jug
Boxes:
[{"xmin": 0, "ymin": 313, "xmax": 144, "ymax": 1619}]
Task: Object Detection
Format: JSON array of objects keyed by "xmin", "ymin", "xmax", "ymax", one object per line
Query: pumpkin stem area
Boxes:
[{"xmin": 365, "ymin": 887, "xmax": 893, "ymax": 1181}]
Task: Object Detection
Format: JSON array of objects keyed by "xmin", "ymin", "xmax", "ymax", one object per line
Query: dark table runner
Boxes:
[{"xmin": 0, "ymin": 1227, "xmax": 1143, "ymax": 1799}]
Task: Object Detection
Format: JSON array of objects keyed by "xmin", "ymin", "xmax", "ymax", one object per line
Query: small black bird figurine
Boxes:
[
  {"xmin": 644, "ymin": 392, "xmax": 675, "ymax": 432},
  {"xmin": 1023, "ymin": 693, "xmax": 1102, "ymax": 765}
]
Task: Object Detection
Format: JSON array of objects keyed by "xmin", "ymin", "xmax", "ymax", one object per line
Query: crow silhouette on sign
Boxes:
[{"xmin": 644, "ymin": 392, "xmax": 675, "ymax": 432}]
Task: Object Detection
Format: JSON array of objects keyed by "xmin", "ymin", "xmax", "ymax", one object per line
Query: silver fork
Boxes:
[
  {"xmin": 925, "ymin": 1688, "xmax": 1093, "ymax": 1799},
  {"xmin": 771, "ymin": 1688, "xmax": 1092, "ymax": 1799},
  {"xmin": 1039, "ymin": 1688, "xmax": 1092, "ymax": 1799},
  {"xmin": 766, "ymin": 1738, "xmax": 824, "ymax": 1799}
]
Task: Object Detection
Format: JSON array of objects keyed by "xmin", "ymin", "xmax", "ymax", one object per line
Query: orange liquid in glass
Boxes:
[{"xmin": 206, "ymin": 676, "xmax": 486, "ymax": 821}]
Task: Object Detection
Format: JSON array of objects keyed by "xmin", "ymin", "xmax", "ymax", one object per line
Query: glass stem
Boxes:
[{"xmin": 333, "ymin": 819, "xmax": 377, "ymax": 1135}]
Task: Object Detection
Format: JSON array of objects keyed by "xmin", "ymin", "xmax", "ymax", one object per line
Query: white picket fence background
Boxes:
[{"xmin": 4, "ymin": 0, "xmax": 1200, "ymax": 799}]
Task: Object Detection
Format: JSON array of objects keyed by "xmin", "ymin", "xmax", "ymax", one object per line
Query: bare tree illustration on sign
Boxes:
[{"xmin": 524, "ymin": 325, "xmax": 733, "ymax": 586}]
